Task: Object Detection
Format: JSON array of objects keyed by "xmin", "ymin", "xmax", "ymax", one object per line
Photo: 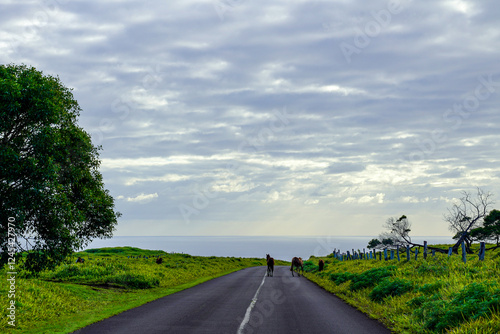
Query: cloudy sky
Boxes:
[{"xmin": 2, "ymin": 0, "xmax": 500, "ymax": 237}]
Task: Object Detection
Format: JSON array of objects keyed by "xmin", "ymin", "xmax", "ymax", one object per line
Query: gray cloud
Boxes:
[{"xmin": 3, "ymin": 0, "xmax": 500, "ymax": 237}]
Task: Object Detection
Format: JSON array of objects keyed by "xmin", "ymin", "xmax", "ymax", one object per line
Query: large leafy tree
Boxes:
[{"xmin": 0, "ymin": 64, "xmax": 120, "ymax": 272}]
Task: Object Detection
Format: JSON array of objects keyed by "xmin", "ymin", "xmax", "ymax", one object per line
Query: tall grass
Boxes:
[{"xmin": 304, "ymin": 244, "xmax": 500, "ymax": 333}]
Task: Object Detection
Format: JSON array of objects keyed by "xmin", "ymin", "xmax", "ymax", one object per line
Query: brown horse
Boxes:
[
  {"xmin": 266, "ymin": 254, "xmax": 274, "ymax": 277},
  {"xmin": 318, "ymin": 259, "xmax": 325, "ymax": 271},
  {"xmin": 290, "ymin": 257, "xmax": 303, "ymax": 277}
]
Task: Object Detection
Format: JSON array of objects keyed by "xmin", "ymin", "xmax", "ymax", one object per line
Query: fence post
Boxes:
[
  {"xmin": 461, "ymin": 241, "xmax": 467, "ymax": 263},
  {"xmin": 379, "ymin": 251, "xmax": 382, "ymax": 261},
  {"xmin": 448, "ymin": 247, "xmax": 453, "ymax": 257},
  {"xmin": 397, "ymin": 245, "xmax": 400, "ymax": 262},
  {"xmin": 432, "ymin": 249, "xmax": 436, "ymax": 257},
  {"xmin": 423, "ymin": 241, "xmax": 428, "ymax": 260},
  {"xmin": 347, "ymin": 251, "xmax": 351, "ymax": 260},
  {"xmin": 414, "ymin": 247, "xmax": 419, "ymax": 260},
  {"xmin": 479, "ymin": 242, "xmax": 485, "ymax": 261},
  {"xmin": 406, "ymin": 245, "xmax": 410, "ymax": 262},
  {"xmin": 390, "ymin": 249, "xmax": 394, "ymax": 260},
  {"xmin": 384, "ymin": 248, "xmax": 388, "ymax": 261}
]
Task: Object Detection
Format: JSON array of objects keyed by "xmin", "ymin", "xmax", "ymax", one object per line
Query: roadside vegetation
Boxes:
[
  {"xmin": 304, "ymin": 243, "xmax": 500, "ymax": 333},
  {"xmin": 0, "ymin": 247, "xmax": 285, "ymax": 333}
]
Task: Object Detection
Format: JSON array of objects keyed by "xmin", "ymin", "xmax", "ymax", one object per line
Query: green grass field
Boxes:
[
  {"xmin": 303, "ymin": 243, "xmax": 500, "ymax": 334},
  {"xmin": 0, "ymin": 247, "xmax": 285, "ymax": 333}
]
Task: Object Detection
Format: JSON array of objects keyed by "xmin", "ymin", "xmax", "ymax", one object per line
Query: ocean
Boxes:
[{"xmin": 82, "ymin": 236, "xmax": 454, "ymax": 261}]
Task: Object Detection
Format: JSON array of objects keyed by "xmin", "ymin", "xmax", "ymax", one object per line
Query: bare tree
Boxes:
[
  {"xmin": 444, "ymin": 188, "xmax": 494, "ymax": 253},
  {"xmin": 383, "ymin": 215, "xmax": 412, "ymax": 246},
  {"xmin": 379, "ymin": 215, "xmax": 449, "ymax": 254}
]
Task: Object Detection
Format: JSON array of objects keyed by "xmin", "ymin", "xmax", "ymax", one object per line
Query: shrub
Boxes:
[
  {"xmin": 350, "ymin": 266, "xmax": 396, "ymax": 291},
  {"xmin": 317, "ymin": 271, "xmax": 328, "ymax": 278},
  {"xmin": 106, "ymin": 274, "xmax": 159, "ymax": 289},
  {"xmin": 328, "ymin": 266, "xmax": 396, "ymax": 291},
  {"xmin": 419, "ymin": 281, "xmax": 444, "ymax": 295},
  {"xmin": 303, "ymin": 260, "xmax": 318, "ymax": 273},
  {"xmin": 369, "ymin": 278, "xmax": 414, "ymax": 302},
  {"xmin": 330, "ymin": 272, "xmax": 355, "ymax": 285},
  {"xmin": 413, "ymin": 282, "xmax": 500, "ymax": 332},
  {"xmin": 408, "ymin": 295, "xmax": 428, "ymax": 308}
]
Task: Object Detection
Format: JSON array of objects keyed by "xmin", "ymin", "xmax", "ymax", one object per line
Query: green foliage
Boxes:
[
  {"xmin": 381, "ymin": 238, "xmax": 394, "ymax": 246},
  {"xmin": 369, "ymin": 278, "xmax": 414, "ymax": 302},
  {"xmin": 106, "ymin": 274, "xmax": 159, "ymax": 289},
  {"xmin": 328, "ymin": 266, "xmax": 396, "ymax": 291},
  {"xmin": 350, "ymin": 266, "xmax": 396, "ymax": 291},
  {"xmin": 418, "ymin": 281, "xmax": 444, "ymax": 295},
  {"xmin": 413, "ymin": 282, "xmax": 500, "ymax": 332},
  {"xmin": 415, "ymin": 261, "xmax": 448, "ymax": 276},
  {"xmin": 330, "ymin": 272, "xmax": 355, "ymax": 285},
  {"xmin": 0, "ymin": 64, "xmax": 120, "ymax": 272},
  {"xmin": 407, "ymin": 295, "xmax": 430, "ymax": 308},
  {"xmin": 83, "ymin": 247, "xmax": 159, "ymax": 257},
  {"xmin": 471, "ymin": 209, "xmax": 500, "ymax": 244},
  {"xmin": 302, "ymin": 260, "xmax": 318, "ymax": 273},
  {"xmin": 44, "ymin": 257, "xmax": 159, "ymax": 289},
  {"xmin": 367, "ymin": 238, "xmax": 382, "ymax": 249}
]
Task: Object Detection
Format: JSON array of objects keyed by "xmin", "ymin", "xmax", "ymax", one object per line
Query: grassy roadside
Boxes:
[
  {"xmin": 0, "ymin": 247, "xmax": 287, "ymax": 333},
  {"xmin": 302, "ymin": 244, "xmax": 500, "ymax": 333}
]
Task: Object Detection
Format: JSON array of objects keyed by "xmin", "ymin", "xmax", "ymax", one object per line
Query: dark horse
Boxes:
[
  {"xmin": 318, "ymin": 259, "xmax": 325, "ymax": 271},
  {"xmin": 290, "ymin": 257, "xmax": 303, "ymax": 277},
  {"xmin": 266, "ymin": 254, "xmax": 274, "ymax": 277}
]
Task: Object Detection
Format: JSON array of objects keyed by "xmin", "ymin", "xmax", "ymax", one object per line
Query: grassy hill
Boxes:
[
  {"xmin": 0, "ymin": 247, "xmax": 285, "ymax": 333},
  {"xmin": 303, "ymin": 243, "xmax": 500, "ymax": 333}
]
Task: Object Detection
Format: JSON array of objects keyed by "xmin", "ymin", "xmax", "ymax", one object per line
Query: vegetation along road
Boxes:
[{"xmin": 73, "ymin": 266, "xmax": 390, "ymax": 334}]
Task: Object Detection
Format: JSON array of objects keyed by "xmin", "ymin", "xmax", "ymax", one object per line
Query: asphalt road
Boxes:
[{"xmin": 72, "ymin": 266, "xmax": 392, "ymax": 334}]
